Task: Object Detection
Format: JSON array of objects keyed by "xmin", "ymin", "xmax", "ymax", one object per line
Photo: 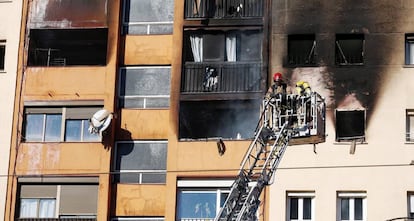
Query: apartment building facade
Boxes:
[
  {"xmin": 5, "ymin": 0, "xmax": 414, "ymax": 221},
  {"xmin": 0, "ymin": 0, "xmax": 22, "ymax": 220},
  {"xmin": 269, "ymin": 1, "xmax": 414, "ymax": 221}
]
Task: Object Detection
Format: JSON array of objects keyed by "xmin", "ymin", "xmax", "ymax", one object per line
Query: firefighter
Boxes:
[
  {"xmin": 267, "ymin": 72, "xmax": 288, "ymax": 97},
  {"xmin": 296, "ymin": 80, "xmax": 312, "ymax": 97}
]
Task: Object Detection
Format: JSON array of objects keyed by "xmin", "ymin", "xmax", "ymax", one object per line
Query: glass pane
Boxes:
[
  {"xmin": 141, "ymin": 173, "xmax": 166, "ymax": 184},
  {"xmin": 354, "ymin": 198, "xmax": 363, "ymax": 220},
  {"xmin": 25, "ymin": 114, "xmax": 44, "ymax": 141},
  {"xmin": 289, "ymin": 198, "xmax": 298, "ymax": 219},
  {"xmin": 20, "ymin": 199, "xmax": 38, "ymax": 218},
  {"xmin": 82, "ymin": 120, "xmax": 101, "ymax": 141},
  {"xmin": 220, "ymin": 192, "xmax": 229, "ymax": 207},
  {"xmin": 39, "ymin": 199, "xmax": 56, "ymax": 218},
  {"xmin": 125, "ymin": 0, "xmax": 174, "ymax": 23},
  {"xmin": 65, "ymin": 119, "xmax": 82, "ymax": 141},
  {"xmin": 341, "ymin": 198, "xmax": 349, "ymax": 220},
  {"xmin": 44, "ymin": 114, "xmax": 62, "ymax": 141},
  {"xmin": 177, "ymin": 191, "xmax": 217, "ymax": 219},
  {"xmin": 303, "ymin": 197, "xmax": 312, "ymax": 219},
  {"xmin": 410, "ymin": 43, "xmax": 414, "ymax": 64},
  {"xmin": 116, "ymin": 142, "xmax": 167, "ymax": 170}
]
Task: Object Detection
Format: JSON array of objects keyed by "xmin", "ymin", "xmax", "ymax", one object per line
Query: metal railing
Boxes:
[
  {"xmin": 181, "ymin": 62, "xmax": 263, "ymax": 93},
  {"xmin": 184, "ymin": 0, "xmax": 263, "ymax": 19}
]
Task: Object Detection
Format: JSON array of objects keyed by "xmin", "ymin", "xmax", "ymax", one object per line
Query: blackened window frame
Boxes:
[
  {"xmin": 0, "ymin": 40, "xmax": 5, "ymax": 71},
  {"xmin": 335, "ymin": 109, "xmax": 366, "ymax": 142},
  {"xmin": 287, "ymin": 34, "xmax": 317, "ymax": 67},
  {"xmin": 335, "ymin": 34, "xmax": 365, "ymax": 66}
]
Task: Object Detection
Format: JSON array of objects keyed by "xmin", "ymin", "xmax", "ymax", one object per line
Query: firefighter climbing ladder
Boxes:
[{"xmin": 214, "ymin": 92, "xmax": 325, "ymax": 221}]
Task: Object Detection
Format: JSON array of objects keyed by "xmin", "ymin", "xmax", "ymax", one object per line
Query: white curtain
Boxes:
[
  {"xmin": 39, "ymin": 199, "xmax": 56, "ymax": 218},
  {"xmin": 410, "ymin": 43, "xmax": 414, "ymax": 64},
  {"xmin": 190, "ymin": 35, "xmax": 203, "ymax": 62},
  {"xmin": 20, "ymin": 199, "xmax": 38, "ymax": 218},
  {"xmin": 226, "ymin": 35, "xmax": 237, "ymax": 62}
]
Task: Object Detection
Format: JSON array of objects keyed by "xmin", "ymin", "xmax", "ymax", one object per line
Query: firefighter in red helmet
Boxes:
[{"xmin": 267, "ymin": 72, "xmax": 290, "ymax": 97}]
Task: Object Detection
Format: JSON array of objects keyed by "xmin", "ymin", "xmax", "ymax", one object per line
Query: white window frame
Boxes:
[
  {"xmin": 114, "ymin": 140, "xmax": 168, "ymax": 184},
  {"xmin": 118, "ymin": 66, "xmax": 171, "ymax": 109},
  {"xmin": 406, "ymin": 110, "xmax": 414, "ymax": 142},
  {"xmin": 176, "ymin": 180, "xmax": 232, "ymax": 221},
  {"xmin": 406, "ymin": 34, "xmax": 414, "ymax": 65},
  {"xmin": 122, "ymin": 0, "xmax": 174, "ymax": 35},
  {"xmin": 24, "ymin": 106, "xmax": 102, "ymax": 142},
  {"xmin": 337, "ymin": 192, "xmax": 367, "ymax": 221},
  {"xmin": 287, "ymin": 192, "xmax": 315, "ymax": 221}
]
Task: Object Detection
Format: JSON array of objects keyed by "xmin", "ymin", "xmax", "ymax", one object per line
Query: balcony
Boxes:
[
  {"xmin": 180, "ymin": 61, "xmax": 263, "ymax": 98},
  {"xmin": 184, "ymin": 0, "xmax": 264, "ymax": 19}
]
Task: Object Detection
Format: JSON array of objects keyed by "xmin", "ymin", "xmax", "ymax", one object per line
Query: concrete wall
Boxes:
[
  {"xmin": 269, "ymin": 1, "xmax": 414, "ymax": 220},
  {"xmin": 0, "ymin": 0, "xmax": 22, "ymax": 219}
]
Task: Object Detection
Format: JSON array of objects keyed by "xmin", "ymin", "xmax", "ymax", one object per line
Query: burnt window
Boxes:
[
  {"xmin": 335, "ymin": 110, "xmax": 365, "ymax": 141},
  {"xmin": 27, "ymin": 28, "xmax": 108, "ymax": 66},
  {"xmin": 335, "ymin": 34, "xmax": 364, "ymax": 65},
  {"xmin": 405, "ymin": 34, "xmax": 414, "ymax": 65},
  {"xmin": 184, "ymin": 0, "xmax": 264, "ymax": 19},
  {"xmin": 183, "ymin": 29, "xmax": 263, "ymax": 62},
  {"xmin": 179, "ymin": 100, "xmax": 261, "ymax": 140},
  {"xmin": 288, "ymin": 34, "xmax": 316, "ymax": 66},
  {"xmin": 0, "ymin": 40, "xmax": 5, "ymax": 71}
]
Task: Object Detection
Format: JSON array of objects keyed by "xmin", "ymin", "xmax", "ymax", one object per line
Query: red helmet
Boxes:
[{"xmin": 273, "ymin": 72, "xmax": 282, "ymax": 81}]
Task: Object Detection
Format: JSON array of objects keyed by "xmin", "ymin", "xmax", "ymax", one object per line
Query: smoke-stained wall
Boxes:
[{"xmin": 271, "ymin": 0, "xmax": 414, "ymax": 126}]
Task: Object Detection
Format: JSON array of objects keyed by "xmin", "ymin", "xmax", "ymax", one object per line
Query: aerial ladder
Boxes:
[{"xmin": 214, "ymin": 90, "xmax": 326, "ymax": 221}]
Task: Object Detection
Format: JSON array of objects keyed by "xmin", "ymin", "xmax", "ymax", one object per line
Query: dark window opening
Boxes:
[
  {"xmin": 335, "ymin": 34, "xmax": 364, "ymax": 65},
  {"xmin": 0, "ymin": 40, "xmax": 5, "ymax": 70},
  {"xmin": 406, "ymin": 34, "xmax": 414, "ymax": 65},
  {"xmin": 28, "ymin": 28, "xmax": 108, "ymax": 66},
  {"xmin": 179, "ymin": 100, "xmax": 261, "ymax": 140},
  {"xmin": 335, "ymin": 110, "xmax": 365, "ymax": 141},
  {"xmin": 288, "ymin": 34, "xmax": 316, "ymax": 66}
]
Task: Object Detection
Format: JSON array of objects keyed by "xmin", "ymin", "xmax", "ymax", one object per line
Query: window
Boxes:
[
  {"xmin": 119, "ymin": 67, "xmax": 171, "ymax": 109},
  {"xmin": 122, "ymin": 0, "xmax": 174, "ymax": 35},
  {"xmin": 114, "ymin": 141, "xmax": 167, "ymax": 184},
  {"xmin": 184, "ymin": 30, "xmax": 263, "ymax": 62},
  {"xmin": 23, "ymin": 106, "xmax": 102, "ymax": 142},
  {"xmin": 288, "ymin": 34, "xmax": 316, "ymax": 66},
  {"xmin": 184, "ymin": 0, "xmax": 264, "ymax": 19},
  {"xmin": 176, "ymin": 180, "xmax": 231, "ymax": 221},
  {"xmin": 179, "ymin": 100, "xmax": 261, "ymax": 140},
  {"xmin": 335, "ymin": 34, "xmax": 364, "ymax": 65},
  {"xmin": 337, "ymin": 192, "xmax": 366, "ymax": 221},
  {"xmin": 335, "ymin": 110, "xmax": 365, "ymax": 142},
  {"xmin": 28, "ymin": 28, "xmax": 108, "ymax": 66},
  {"xmin": 408, "ymin": 193, "xmax": 414, "ymax": 218},
  {"xmin": 406, "ymin": 110, "xmax": 414, "ymax": 142},
  {"xmin": 0, "ymin": 40, "xmax": 5, "ymax": 71},
  {"xmin": 406, "ymin": 34, "xmax": 414, "ymax": 65},
  {"xmin": 18, "ymin": 183, "xmax": 98, "ymax": 219},
  {"xmin": 20, "ymin": 198, "xmax": 56, "ymax": 218},
  {"xmin": 287, "ymin": 192, "xmax": 315, "ymax": 221}
]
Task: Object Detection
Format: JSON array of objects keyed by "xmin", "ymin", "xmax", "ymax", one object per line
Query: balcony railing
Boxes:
[
  {"xmin": 181, "ymin": 62, "xmax": 263, "ymax": 94},
  {"xmin": 185, "ymin": 0, "xmax": 264, "ymax": 19}
]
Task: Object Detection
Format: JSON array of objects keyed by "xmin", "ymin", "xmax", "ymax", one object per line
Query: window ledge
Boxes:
[
  {"xmin": 405, "ymin": 141, "xmax": 414, "ymax": 144},
  {"xmin": 333, "ymin": 141, "xmax": 368, "ymax": 145},
  {"xmin": 403, "ymin": 65, "xmax": 414, "ymax": 68}
]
